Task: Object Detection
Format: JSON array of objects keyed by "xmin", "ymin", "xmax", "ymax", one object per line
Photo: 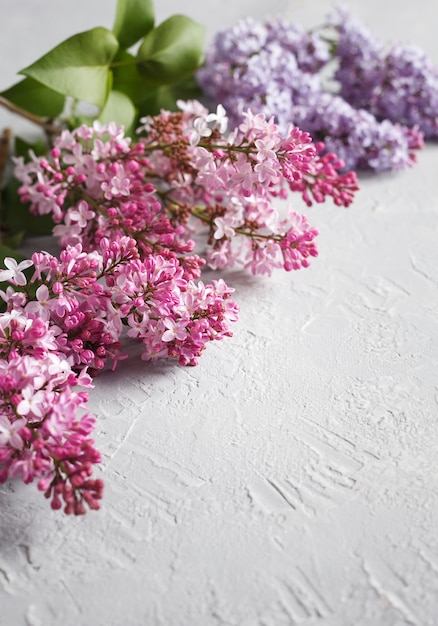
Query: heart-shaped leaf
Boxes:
[
  {"xmin": 113, "ymin": 0, "xmax": 155, "ymax": 49},
  {"xmin": 112, "ymin": 50, "xmax": 155, "ymax": 105},
  {"xmin": 98, "ymin": 89, "xmax": 137, "ymax": 134},
  {"xmin": 20, "ymin": 27, "xmax": 119, "ymax": 108},
  {"xmin": 137, "ymin": 15, "xmax": 205, "ymax": 85},
  {"xmin": 0, "ymin": 77, "xmax": 65, "ymax": 118},
  {"xmin": 1, "ymin": 175, "xmax": 55, "ymax": 237},
  {"xmin": 136, "ymin": 77, "xmax": 203, "ymax": 117},
  {"xmin": 14, "ymin": 137, "xmax": 47, "ymax": 159},
  {"xmin": 2, "ymin": 231, "xmax": 25, "ymax": 250}
]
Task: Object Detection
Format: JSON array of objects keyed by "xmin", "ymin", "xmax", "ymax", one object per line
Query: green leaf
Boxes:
[
  {"xmin": 1, "ymin": 176, "xmax": 54, "ymax": 237},
  {"xmin": 168, "ymin": 75, "xmax": 203, "ymax": 103},
  {"xmin": 113, "ymin": 0, "xmax": 155, "ymax": 49},
  {"xmin": 0, "ymin": 243, "xmax": 25, "ymax": 264},
  {"xmin": 14, "ymin": 136, "xmax": 48, "ymax": 159},
  {"xmin": 67, "ymin": 114, "xmax": 95, "ymax": 130},
  {"xmin": 98, "ymin": 89, "xmax": 137, "ymax": 134},
  {"xmin": 112, "ymin": 50, "xmax": 155, "ymax": 105},
  {"xmin": 2, "ymin": 231, "xmax": 25, "ymax": 249},
  {"xmin": 136, "ymin": 77, "xmax": 203, "ymax": 117},
  {"xmin": 20, "ymin": 27, "xmax": 119, "ymax": 108},
  {"xmin": 136, "ymin": 15, "xmax": 205, "ymax": 86},
  {"xmin": 0, "ymin": 243, "xmax": 26, "ymax": 271},
  {"xmin": 0, "ymin": 243, "xmax": 24, "ymax": 258},
  {"xmin": 0, "ymin": 77, "xmax": 65, "ymax": 118},
  {"xmin": 137, "ymin": 86, "xmax": 176, "ymax": 116}
]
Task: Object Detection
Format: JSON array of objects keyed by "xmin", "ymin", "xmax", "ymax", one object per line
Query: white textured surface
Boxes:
[{"xmin": 1, "ymin": 2, "xmax": 438, "ymax": 625}]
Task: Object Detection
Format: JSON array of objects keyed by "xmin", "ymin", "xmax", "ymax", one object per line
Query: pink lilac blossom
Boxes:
[
  {"xmin": 0, "ymin": 309, "xmax": 102, "ymax": 515},
  {"xmin": 197, "ymin": 16, "xmax": 424, "ymax": 172},
  {"xmin": 7, "ymin": 237, "xmax": 238, "ymax": 371},
  {"xmin": 0, "ymin": 236, "xmax": 239, "ymax": 511},
  {"xmin": 7, "ymin": 103, "xmax": 359, "ymax": 513},
  {"xmin": 14, "ymin": 107, "xmax": 357, "ymax": 279}
]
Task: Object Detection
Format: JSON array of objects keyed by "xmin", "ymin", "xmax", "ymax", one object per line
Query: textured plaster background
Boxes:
[{"xmin": 1, "ymin": 1, "xmax": 438, "ymax": 625}]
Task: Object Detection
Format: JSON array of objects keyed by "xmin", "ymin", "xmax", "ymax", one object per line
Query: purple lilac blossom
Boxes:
[
  {"xmin": 328, "ymin": 7, "xmax": 384, "ymax": 107},
  {"xmin": 264, "ymin": 16, "xmax": 331, "ymax": 73},
  {"xmin": 330, "ymin": 8, "xmax": 438, "ymax": 137},
  {"xmin": 197, "ymin": 16, "xmax": 422, "ymax": 172},
  {"xmin": 290, "ymin": 92, "xmax": 421, "ymax": 172}
]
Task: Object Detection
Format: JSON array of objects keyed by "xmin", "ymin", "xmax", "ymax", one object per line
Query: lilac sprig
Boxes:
[
  {"xmin": 0, "ymin": 236, "xmax": 239, "ymax": 513},
  {"xmin": 329, "ymin": 8, "xmax": 438, "ymax": 138},
  {"xmin": 290, "ymin": 92, "xmax": 423, "ymax": 172},
  {"xmin": 15, "ymin": 107, "xmax": 357, "ymax": 279},
  {"xmin": 197, "ymin": 15, "xmax": 426, "ymax": 172},
  {"xmin": 0, "ymin": 308, "xmax": 103, "ymax": 515},
  {"xmin": 2, "ymin": 101, "xmax": 359, "ymax": 513}
]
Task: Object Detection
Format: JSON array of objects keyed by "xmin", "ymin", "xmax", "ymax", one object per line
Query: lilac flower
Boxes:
[
  {"xmin": 206, "ymin": 104, "xmax": 228, "ymax": 133},
  {"xmin": 16, "ymin": 387, "xmax": 46, "ymax": 419},
  {"xmin": 0, "ymin": 416, "xmax": 26, "ymax": 449},
  {"xmin": 0, "ymin": 257, "xmax": 33, "ymax": 286},
  {"xmin": 265, "ymin": 16, "xmax": 331, "ymax": 73},
  {"xmin": 197, "ymin": 17, "xmax": 422, "ymax": 172},
  {"xmin": 329, "ymin": 8, "xmax": 438, "ymax": 137},
  {"xmin": 14, "ymin": 110, "xmax": 357, "ymax": 284},
  {"xmin": 3, "ymin": 106, "xmax": 361, "ymax": 513},
  {"xmin": 213, "ymin": 216, "xmax": 235, "ymax": 240},
  {"xmin": 161, "ymin": 318, "xmax": 189, "ymax": 343},
  {"xmin": 328, "ymin": 6, "xmax": 384, "ymax": 108},
  {"xmin": 290, "ymin": 91, "xmax": 421, "ymax": 172},
  {"xmin": 68, "ymin": 200, "xmax": 95, "ymax": 228},
  {"xmin": 189, "ymin": 116, "xmax": 212, "ymax": 146},
  {"xmin": 214, "ymin": 16, "xmax": 268, "ymax": 64}
]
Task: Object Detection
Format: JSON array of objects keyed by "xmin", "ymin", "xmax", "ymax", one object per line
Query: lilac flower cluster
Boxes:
[
  {"xmin": 197, "ymin": 14, "xmax": 427, "ymax": 172},
  {"xmin": 16, "ymin": 104, "xmax": 357, "ymax": 277},
  {"xmin": 2, "ymin": 103, "xmax": 358, "ymax": 514},
  {"xmin": 0, "ymin": 239, "xmax": 238, "ymax": 513},
  {"xmin": 330, "ymin": 8, "xmax": 438, "ymax": 138},
  {"xmin": 0, "ymin": 290, "xmax": 103, "ymax": 515}
]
